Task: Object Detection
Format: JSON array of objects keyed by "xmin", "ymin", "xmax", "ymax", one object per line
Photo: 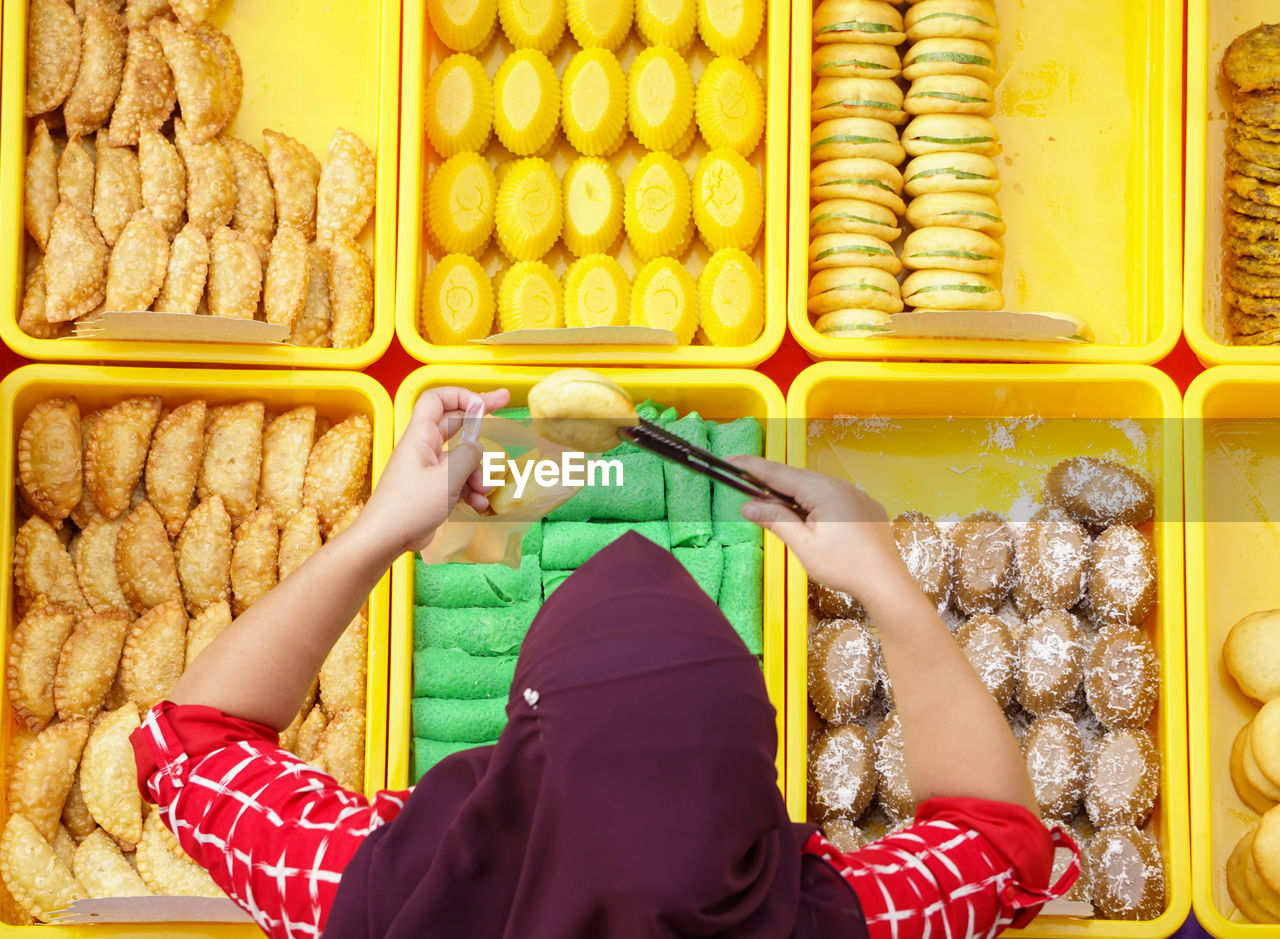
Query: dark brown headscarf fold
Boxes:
[{"xmin": 327, "ymin": 532, "xmax": 865, "ymax": 938}]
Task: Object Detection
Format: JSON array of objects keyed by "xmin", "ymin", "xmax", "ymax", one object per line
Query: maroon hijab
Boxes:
[{"xmin": 327, "ymin": 533, "xmax": 867, "ymax": 938}]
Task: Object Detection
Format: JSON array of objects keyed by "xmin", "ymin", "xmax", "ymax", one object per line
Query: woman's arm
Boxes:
[
  {"xmin": 732, "ymin": 457, "xmax": 1036, "ymax": 814},
  {"xmin": 167, "ymin": 386, "xmax": 510, "ymax": 730}
]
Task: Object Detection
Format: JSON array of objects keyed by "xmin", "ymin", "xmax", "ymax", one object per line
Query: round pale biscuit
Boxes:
[
  {"xmin": 812, "ymin": 77, "xmax": 906, "ymax": 124},
  {"xmin": 904, "ymin": 73, "xmax": 995, "ymax": 115},
  {"xmin": 902, "ymin": 37, "xmax": 996, "ymax": 82},
  {"xmin": 810, "ymin": 159, "xmax": 906, "ymax": 214},
  {"xmin": 904, "ymin": 0, "xmax": 998, "ymax": 43},
  {"xmin": 902, "ymin": 268, "xmax": 1003, "ymax": 310},
  {"xmin": 812, "ymin": 43, "xmax": 902, "ymax": 79},
  {"xmin": 812, "ymin": 0, "xmax": 905, "ymax": 45},
  {"xmin": 809, "ymin": 232, "xmax": 902, "ymax": 273},
  {"xmin": 810, "ymin": 199, "xmax": 902, "ymax": 240},
  {"xmin": 903, "ymin": 113, "xmax": 1000, "ymax": 156},
  {"xmin": 1228, "ymin": 832, "xmax": 1280, "ymax": 924},
  {"xmin": 813, "ymin": 309, "xmax": 894, "ymax": 337},
  {"xmin": 1224, "ymin": 609, "xmax": 1280, "ymax": 703},
  {"xmin": 1246, "ymin": 725, "xmax": 1280, "ymax": 802},
  {"xmin": 1253, "ymin": 806, "xmax": 1280, "ymax": 899},
  {"xmin": 900, "ymin": 226, "xmax": 1002, "ymax": 273},
  {"xmin": 1253, "ymin": 699, "xmax": 1280, "ymax": 790},
  {"xmin": 811, "ymin": 118, "xmax": 906, "ymax": 163},
  {"xmin": 1232, "ymin": 723, "xmax": 1278, "ymax": 815},
  {"xmin": 808, "ymin": 266, "xmax": 903, "ymax": 315},
  {"xmin": 906, "ymin": 191, "xmax": 1006, "ymax": 235},
  {"xmin": 1246, "ymin": 834, "xmax": 1280, "ymax": 922},
  {"xmin": 903, "ymin": 151, "xmax": 1000, "ymax": 195}
]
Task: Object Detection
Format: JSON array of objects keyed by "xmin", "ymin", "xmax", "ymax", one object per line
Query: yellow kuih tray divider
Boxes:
[
  {"xmin": 785, "ymin": 362, "xmax": 1189, "ymax": 937},
  {"xmin": 0, "ymin": 365, "xmax": 392, "ymax": 937},
  {"xmin": 388, "ymin": 367, "xmax": 786, "ymax": 789}
]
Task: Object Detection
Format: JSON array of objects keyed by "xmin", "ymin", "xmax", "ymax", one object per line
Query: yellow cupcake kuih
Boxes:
[
  {"xmin": 560, "ymin": 49, "xmax": 628, "ymax": 156},
  {"xmin": 427, "ymin": 152, "xmax": 497, "ymax": 256},
  {"xmin": 420, "ymin": 254, "xmax": 496, "ymax": 344},
  {"xmin": 493, "ymin": 49, "xmax": 561, "ymax": 156},
  {"xmin": 498, "ymin": 260, "xmax": 564, "ymax": 330},
  {"xmin": 813, "ymin": 43, "xmax": 902, "ymax": 79},
  {"xmin": 428, "ymin": 0, "xmax": 498, "ymax": 53},
  {"xmin": 498, "ymin": 0, "xmax": 567, "ymax": 53},
  {"xmin": 636, "ymin": 0, "xmax": 696, "ymax": 50},
  {"xmin": 562, "ymin": 157, "xmax": 625, "ymax": 257},
  {"xmin": 695, "ymin": 57, "xmax": 766, "ymax": 157},
  {"xmin": 423, "ymin": 54, "xmax": 494, "ymax": 158},
  {"xmin": 625, "ymin": 151, "xmax": 693, "ymax": 261},
  {"xmin": 496, "ymin": 157, "xmax": 563, "ymax": 260},
  {"xmin": 812, "ymin": 0, "xmax": 905, "ymax": 45},
  {"xmin": 563, "ymin": 255, "xmax": 630, "ymax": 327},
  {"xmin": 631, "ymin": 256, "xmax": 698, "ymax": 343},
  {"xmin": 698, "ymin": 0, "xmax": 765, "ymax": 57},
  {"xmin": 693, "ymin": 148, "xmax": 764, "ymax": 252},
  {"xmin": 627, "ymin": 45, "xmax": 695, "ymax": 153},
  {"xmin": 698, "ymin": 247, "xmax": 764, "ymax": 346},
  {"xmin": 567, "ymin": 0, "xmax": 633, "ymax": 50}
]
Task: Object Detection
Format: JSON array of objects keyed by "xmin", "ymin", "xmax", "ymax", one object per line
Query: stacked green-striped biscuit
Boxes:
[{"xmin": 411, "ymin": 402, "xmax": 765, "ymax": 781}]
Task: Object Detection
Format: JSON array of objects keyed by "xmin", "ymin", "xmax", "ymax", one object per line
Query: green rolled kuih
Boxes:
[
  {"xmin": 413, "ymin": 600, "xmax": 541, "ymax": 655},
  {"xmin": 721, "ymin": 542, "xmax": 764, "ymax": 654},
  {"xmin": 414, "ymin": 737, "xmax": 499, "ymax": 781},
  {"xmin": 663, "ymin": 413, "xmax": 713, "ymax": 548},
  {"xmin": 522, "ymin": 520, "xmax": 544, "ymax": 557},
  {"xmin": 673, "ymin": 545, "xmax": 724, "ymax": 602},
  {"xmin": 413, "ymin": 647, "xmax": 519, "ymax": 699},
  {"xmin": 711, "ymin": 417, "xmax": 764, "ymax": 547},
  {"xmin": 540, "ymin": 521, "xmax": 670, "ymax": 570},
  {"xmin": 414, "ymin": 553, "xmax": 542, "ymax": 608},
  {"xmin": 547, "ymin": 451, "xmax": 666, "ymax": 521},
  {"xmin": 542, "ymin": 569, "xmax": 574, "ymax": 597},
  {"xmin": 493, "ymin": 406, "xmax": 531, "ymax": 422},
  {"xmin": 412, "ymin": 697, "xmax": 508, "ymax": 743}
]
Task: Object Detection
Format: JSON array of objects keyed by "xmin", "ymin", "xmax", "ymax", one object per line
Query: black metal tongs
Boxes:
[{"xmin": 621, "ymin": 419, "xmax": 808, "ymax": 519}]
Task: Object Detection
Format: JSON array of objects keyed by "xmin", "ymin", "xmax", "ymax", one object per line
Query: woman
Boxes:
[{"xmin": 132, "ymin": 386, "xmax": 1077, "ymax": 938}]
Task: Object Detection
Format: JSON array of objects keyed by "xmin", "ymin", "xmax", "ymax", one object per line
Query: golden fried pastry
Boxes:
[
  {"xmin": 151, "ymin": 19, "xmax": 241, "ymax": 144},
  {"xmin": 327, "ymin": 234, "xmax": 374, "ymax": 348},
  {"xmin": 1224, "ymin": 24, "xmax": 1280, "ymax": 93},
  {"xmin": 51, "ymin": 825, "xmax": 76, "ymax": 872},
  {"xmin": 1231, "ymin": 190, "xmax": 1280, "ymax": 219},
  {"xmin": 116, "ymin": 501, "xmax": 182, "ymax": 613},
  {"xmin": 0, "ymin": 814, "xmax": 85, "ymax": 923},
  {"xmin": 304, "ymin": 414, "xmax": 372, "ymax": 535},
  {"xmin": 70, "ymin": 412, "xmax": 102, "ymax": 529},
  {"xmin": 208, "ymin": 225, "xmax": 263, "ymax": 319},
  {"xmin": 264, "ymin": 224, "xmax": 308, "ymax": 328},
  {"xmin": 175, "ymin": 494, "xmax": 232, "ymax": 614},
  {"xmin": 105, "ymin": 209, "xmax": 169, "ymax": 310},
  {"xmin": 1086, "ymin": 728, "xmax": 1158, "ymax": 828},
  {"xmin": 135, "ymin": 809, "xmax": 224, "ymax": 898},
  {"xmin": 80, "ymin": 702, "xmax": 143, "ymax": 849},
  {"xmin": 145, "ymin": 399, "xmax": 206, "ymax": 536},
  {"xmin": 1016, "ymin": 608, "xmax": 1084, "ymax": 715},
  {"xmin": 264, "ymin": 129, "xmax": 321, "ymax": 240},
  {"xmin": 120, "ymin": 599, "xmax": 187, "ymax": 711},
  {"xmin": 64, "ymin": 3, "xmax": 125, "ymax": 138},
  {"xmin": 316, "ymin": 128, "xmax": 376, "ymax": 246},
  {"xmin": 85, "ymin": 395, "xmax": 161, "ymax": 521},
  {"xmin": 1228, "ymin": 152, "xmax": 1280, "ymax": 186},
  {"xmin": 18, "ymin": 396, "xmax": 82, "ymax": 526},
  {"xmin": 809, "ymin": 578, "xmax": 863, "ymax": 620},
  {"xmin": 222, "ymin": 135, "xmax": 276, "ymax": 258},
  {"xmin": 891, "ymin": 511, "xmax": 952, "ymax": 605},
  {"xmin": 13, "ymin": 517, "xmax": 86, "ymax": 613},
  {"xmin": 175, "ymin": 119, "xmax": 235, "ymax": 234},
  {"xmin": 808, "ymin": 619, "xmax": 876, "ymax": 723},
  {"xmin": 59, "ymin": 771, "xmax": 97, "ymax": 841},
  {"xmin": 59, "ymin": 140, "xmax": 96, "ymax": 224},
  {"xmin": 1230, "ymin": 173, "xmax": 1280, "ymax": 208},
  {"xmin": 1236, "ymin": 135, "xmax": 1280, "ymax": 171},
  {"xmin": 25, "ymin": 0, "xmax": 82, "ymax": 117},
  {"xmin": 153, "ymin": 221, "xmax": 209, "ymax": 315},
  {"xmin": 172, "ymin": 0, "xmax": 217, "ymax": 27},
  {"xmin": 1230, "ymin": 235, "xmax": 1280, "ymax": 264},
  {"xmin": 74, "ymin": 515, "xmax": 128, "ymax": 611},
  {"xmin": 93, "ymin": 132, "xmax": 143, "ymax": 247},
  {"xmin": 1085, "ymin": 628, "xmax": 1159, "ymax": 728},
  {"xmin": 1017, "ymin": 508, "xmax": 1090, "ymax": 609},
  {"xmin": 18, "ymin": 256, "xmax": 63, "ymax": 341},
  {"xmin": 1022, "ymin": 711, "xmax": 1084, "ymax": 819},
  {"xmin": 197, "ymin": 400, "xmax": 264, "ymax": 526},
  {"xmin": 1044, "ymin": 456, "xmax": 1154, "ymax": 531},
  {"xmin": 108, "ymin": 27, "xmax": 175, "ymax": 146},
  {"xmin": 954, "ymin": 613, "xmax": 1017, "ymax": 708},
  {"xmin": 55, "ymin": 609, "xmax": 131, "ymax": 723},
  {"xmin": 314, "ymin": 708, "xmax": 365, "ymax": 792},
  {"xmin": 138, "ymin": 130, "xmax": 186, "ymax": 239},
  {"xmin": 278, "ymin": 506, "xmax": 322, "ymax": 581},
  {"xmin": 291, "ymin": 245, "xmax": 333, "ymax": 347},
  {"xmin": 260, "ymin": 406, "xmax": 316, "ymax": 526},
  {"xmin": 185, "ymin": 598, "xmax": 231, "ymax": 668},
  {"xmin": 230, "ymin": 507, "xmax": 277, "ymax": 615},
  {"xmin": 296, "ymin": 705, "xmax": 327, "ymax": 762},
  {"xmin": 950, "ymin": 510, "xmax": 1015, "ymax": 615},
  {"xmin": 74, "ymin": 829, "xmax": 152, "ymax": 899},
  {"xmin": 874, "ymin": 711, "xmax": 914, "ymax": 820},
  {"xmin": 320, "ymin": 612, "xmax": 367, "ymax": 716},
  {"xmin": 7, "ymin": 719, "xmax": 89, "ymax": 842},
  {"xmin": 326, "ymin": 502, "xmax": 363, "ymax": 540},
  {"xmin": 1227, "ymin": 263, "xmax": 1280, "ymax": 297},
  {"xmin": 1087, "ymin": 525, "xmax": 1158, "ymax": 630},
  {"xmin": 1085, "ymin": 826, "xmax": 1166, "ymax": 920},
  {"xmin": 24, "ymin": 121, "xmax": 59, "ymax": 250},
  {"xmin": 808, "ymin": 723, "xmax": 875, "ymax": 821},
  {"xmin": 44, "ymin": 200, "xmax": 108, "ymax": 322}
]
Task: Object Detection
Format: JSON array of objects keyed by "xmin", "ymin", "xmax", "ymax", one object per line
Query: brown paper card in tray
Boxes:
[
  {"xmin": 73, "ymin": 311, "xmax": 290, "ymax": 344},
  {"xmin": 880, "ymin": 310, "xmax": 1093, "ymax": 343},
  {"xmin": 474, "ymin": 325, "xmax": 677, "ymax": 345},
  {"xmin": 49, "ymin": 896, "xmax": 254, "ymax": 924}
]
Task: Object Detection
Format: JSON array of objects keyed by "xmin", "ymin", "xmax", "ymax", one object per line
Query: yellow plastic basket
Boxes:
[
  {"xmin": 0, "ymin": 365, "xmax": 393, "ymax": 936},
  {"xmin": 1183, "ymin": 2, "xmax": 1280, "ymax": 366},
  {"xmin": 0, "ymin": 0, "xmax": 399, "ymax": 367},
  {"xmin": 785, "ymin": 362, "xmax": 1189, "ymax": 937},
  {"xmin": 393, "ymin": 8, "xmax": 787, "ymax": 366},
  {"xmin": 1185, "ymin": 367, "xmax": 1280, "ymax": 936},
  {"xmin": 388, "ymin": 367, "xmax": 787, "ymax": 790},
  {"xmin": 788, "ymin": 2, "xmax": 1182, "ymax": 363}
]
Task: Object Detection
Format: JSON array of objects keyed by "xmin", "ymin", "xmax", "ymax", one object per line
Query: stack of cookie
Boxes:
[
  {"xmin": 806, "ymin": 0, "xmax": 908, "ymax": 338},
  {"xmin": 898, "ymin": 0, "xmax": 1005, "ymax": 313},
  {"xmin": 1221, "ymin": 24, "xmax": 1280, "ymax": 347}
]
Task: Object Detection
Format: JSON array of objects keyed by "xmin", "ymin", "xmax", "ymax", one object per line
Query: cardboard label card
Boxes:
[
  {"xmin": 474, "ymin": 325, "xmax": 677, "ymax": 345},
  {"xmin": 73, "ymin": 311, "xmax": 290, "ymax": 344},
  {"xmin": 880, "ymin": 310, "xmax": 1093, "ymax": 343},
  {"xmin": 50, "ymin": 896, "xmax": 254, "ymax": 924}
]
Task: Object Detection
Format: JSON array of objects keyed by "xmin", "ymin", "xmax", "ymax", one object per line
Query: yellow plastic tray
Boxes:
[
  {"xmin": 1183, "ymin": 2, "xmax": 1280, "ymax": 367},
  {"xmin": 787, "ymin": 2, "xmax": 1182, "ymax": 363},
  {"xmin": 1185, "ymin": 367, "xmax": 1280, "ymax": 936},
  {"xmin": 393, "ymin": 8, "xmax": 787, "ymax": 366},
  {"xmin": 785, "ymin": 362, "xmax": 1189, "ymax": 936},
  {"xmin": 0, "ymin": 0, "xmax": 399, "ymax": 367},
  {"xmin": 0, "ymin": 365, "xmax": 393, "ymax": 936},
  {"xmin": 388, "ymin": 367, "xmax": 787, "ymax": 789}
]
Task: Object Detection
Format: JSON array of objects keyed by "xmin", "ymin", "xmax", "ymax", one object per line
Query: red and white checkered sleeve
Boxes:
[
  {"xmin": 132, "ymin": 702, "xmax": 410, "ymax": 939},
  {"xmin": 804, "ymin": 797, "xmax": 1079, "ymax": 939}
]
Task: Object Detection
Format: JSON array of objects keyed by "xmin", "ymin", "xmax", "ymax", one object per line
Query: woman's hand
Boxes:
[
  {"xmin": 729, "ymin": 455, "xmax": 919, "ymax": 617},
  {"xmin": 358, "ymin": 386, "xmax": 511, "ymax": 556}
]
